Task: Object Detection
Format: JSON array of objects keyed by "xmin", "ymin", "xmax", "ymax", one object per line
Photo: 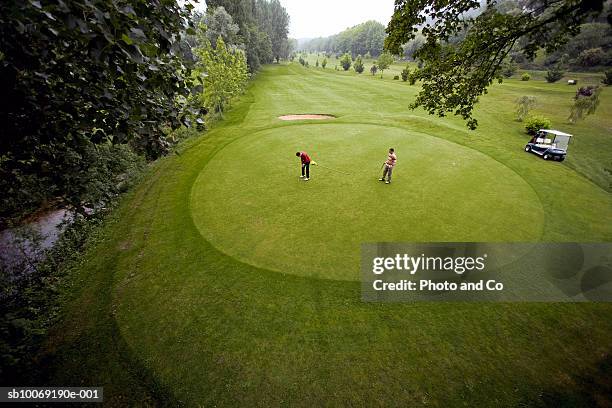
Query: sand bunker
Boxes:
[{"xmin": 278, "ymin": 114, "xmax": 335, "ymax": 121}]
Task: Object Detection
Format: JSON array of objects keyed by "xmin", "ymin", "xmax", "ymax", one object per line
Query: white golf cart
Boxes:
[{"xmin": 524, "ymin": 129, "xmax": 572, "ymax": 162}]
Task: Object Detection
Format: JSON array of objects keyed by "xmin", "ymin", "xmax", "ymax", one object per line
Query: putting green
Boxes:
[{"xmin": 190, "ymin": 123, "xmax": 544, "ymax": 281}]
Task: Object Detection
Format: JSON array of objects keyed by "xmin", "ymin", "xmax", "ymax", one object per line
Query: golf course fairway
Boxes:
[{"xmin": 46, "ymin": 63, "xmax": 612, "ymax": 406}]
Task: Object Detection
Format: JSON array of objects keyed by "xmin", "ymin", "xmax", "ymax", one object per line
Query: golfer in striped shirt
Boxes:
[{"xmin": 379, "ymin": 148, "xmax": 396, "ymax": 184}]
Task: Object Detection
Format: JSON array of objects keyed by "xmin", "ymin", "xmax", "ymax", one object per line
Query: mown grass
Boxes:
[{"xmin": 42, "ymin": 62, "xmax": 612, "ymax": 406}]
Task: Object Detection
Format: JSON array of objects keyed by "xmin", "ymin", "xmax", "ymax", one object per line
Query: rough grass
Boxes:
[{"xmin": 41, "ymin": 62, "xmax": 612, "ymax": 407}]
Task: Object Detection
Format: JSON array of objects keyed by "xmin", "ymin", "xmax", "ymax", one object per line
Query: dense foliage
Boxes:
[
  {"xmin": 203, "ymin": 6, "xmax": 240, "ymax": 47},
  {"xmin": 604, "ymin": 69, "xmax": 612, "ymax": 85},
  {"xmin": 299, "ymin": 20, "xmax": 386, "ymax": 57},
  {"xmin": 205, "ymin": 0, "xmax": 291, "ymax": 70},
  {"xmin": 401, "ymin": 65, "xmax": 410, "ymax": 81},
  {"xmin": 339, "ymin": 53, "xmax": 352, "ymax": 71},
  {"xmin": 385, "ymin": 0, "xmax": 611, "ymax": 129},
  {"xmin": 545, "ymin": 65, "xmax": 564, "ymax": 83},
  {"xmin": 524, "ymin": 115, "xmax": 552, "ymax": 135},
  {"xmin": 195, "ymin": 37, "xmax": 249, "ymax": 115},
  {"xmin": 354, "ymin": 55, "xmax": 364, "ymax": 74},
  {"xmin": 501, "ymin": 61, "xmax": 518, "ymax": 78},
  {"xmin": 0, "ymin": 0, "xmax": 196, "ymax": 224},
  {"xmin": 542, "ymin": 22, "xmax": 612, "ymax": 69}
]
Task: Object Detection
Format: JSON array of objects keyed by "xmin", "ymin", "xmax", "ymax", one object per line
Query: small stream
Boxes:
[{"xmin": 0, "ymin": 209, "xmax": 73, "ymax": 270}]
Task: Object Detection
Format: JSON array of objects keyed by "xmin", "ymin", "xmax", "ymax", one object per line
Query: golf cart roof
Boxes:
[{"xmin": 539, "ymin": 129, "xmax": 573, "ymax": 137}]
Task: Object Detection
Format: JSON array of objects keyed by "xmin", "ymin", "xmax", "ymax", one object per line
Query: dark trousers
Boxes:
[{"xmin": 302, "ymin": 162, "xmax": 310, "ymax": 178}]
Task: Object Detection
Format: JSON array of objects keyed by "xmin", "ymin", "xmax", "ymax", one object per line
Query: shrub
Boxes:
[
  {"xmin": 515, "ymin": 96, "xmax": 537, "ymax": 122},
  {"xmin": 339, "ymin": 53, "xmax": 352, "ymax": 71},
  {"xmin": 321, "ymin": 58, "xmax": 327, "ymax": 69},
  {"xmin": 602, "ymin": 69, "xmax": 612, "ymax": 85},
  {"xmin": 408, "ymin": 69, "xmax": 418, "ymax": 85},
  {"xmin": 354, "ymin": 55, "xmax": 364, "ymax": 74},
  {"xmin": 315, "ymin": 59, "xmax": 319, "ymax": 67},
  {"xmin": 524, "ymin": 115, "xmax": 552, "ymax": 135},
  {"xmin": 501, "ymin": 62, "xmax": 517, "ymax": 78},
  {"xmin": 577, "ymin": 47, "xmax": 605, "ymax": 67},
  {"xmin": 545, "ymin": 66, "xmax": 564, "ymax": 83},
  {"xmin": 370, "ymin": 63, "xmax": 378, "ymax": 76},
  {"xmin": 401, "ymin": 65, "xmax": 410, "ymax": 81},
  {"xmin": 521, "ymin": 73, "xmax": 531, "ymax": 81},
  {"xmin": 392, "ymin": 75, "xmax": 398, "ymax": 80}
]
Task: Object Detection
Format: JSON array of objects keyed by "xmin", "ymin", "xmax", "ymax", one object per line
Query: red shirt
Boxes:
[{"xmin": 299, "ymin": 152, "xmax": 311, "ymax": 164}]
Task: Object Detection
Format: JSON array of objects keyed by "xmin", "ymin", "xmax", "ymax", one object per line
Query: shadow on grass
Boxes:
[
  {"xmin": 533, "ymin": 354, "xmax": 612, "ymax": 408},
  {"xmin": 36, "ymin": 315, "xmax": 179, "ymax": 407}
]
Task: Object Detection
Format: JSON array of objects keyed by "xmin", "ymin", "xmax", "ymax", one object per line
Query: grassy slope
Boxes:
[{"xmin": 42, "ymin": 62, "xmax": 612, "ymax": 407}]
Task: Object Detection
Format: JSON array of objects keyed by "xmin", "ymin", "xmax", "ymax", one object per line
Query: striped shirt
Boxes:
[{"xmin": 386, "ymin": 152, "xmax": 397, "ymax": 167}]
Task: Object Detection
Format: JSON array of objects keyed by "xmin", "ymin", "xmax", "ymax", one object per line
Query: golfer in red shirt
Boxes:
[{"xmin": 296, "ymin": 151, "xmax": 311, "ymax": 181}]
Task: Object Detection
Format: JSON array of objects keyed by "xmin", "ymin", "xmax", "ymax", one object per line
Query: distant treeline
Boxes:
[
  {"xmin": 298, "ymin": 20, "xmax": 386, "ymax": 58},
  {"xmin": 298, "ymin": 0, "xmax": 611, "ymax": 69},
  {"xmin": 205, "ymin": 0, "xmax": 291, "ymax": 71}
]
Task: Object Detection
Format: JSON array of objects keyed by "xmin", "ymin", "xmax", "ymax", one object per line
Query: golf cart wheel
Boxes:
[
  {"xmin": 524, "ymin": 146, "xmax": 531, "ymax": 152},
  {"xmin": 558, "ymin": 156, "xmax": 565, "ymax": 162},
  {"xmin": 543, "ymin": 154, "xmax": 550, "ymax": 160}
]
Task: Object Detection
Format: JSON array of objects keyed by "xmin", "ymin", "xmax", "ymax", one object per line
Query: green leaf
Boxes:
[{"xmin": 121, "ymin": 34, "xmax": 133, "ymax": 45}]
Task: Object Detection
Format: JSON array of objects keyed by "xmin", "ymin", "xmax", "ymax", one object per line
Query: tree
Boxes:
[
  {"xmin": 384, "ymin": 0, "xmax": 609, "ymax": 129},
  {"xmin": 265, "ymin": 0, "xmax": 290, "ymax": 62},
  {"xmin": 370, "ymin": 63, "xmax": 378, "ymax": 76},
  {"xmin": 546, "ymin": 65, "xmax": 564, "ymax": 83},
  {"xmin": 340, "ymin": 53, "xmax": 352, "ymax": 71},
  {"xmin": 603, "ymin": 69, "xmax": 612, "ymax": 85},
  {"xmin": 568, "ymin": 86, "xmax": 602, "ymax": 123},
  {"xmin": 515, "ymin": 96, "xmax": 537, "ymax": 122},
  {"xmin": 354, "ymin": 55, "xmax": 365, "ymax": 73},
  {"xmin": 577, "ymin": 47, "xmax": 606, "ymax": 66},
  {"xmin": 322, "ymin": 57, "xmax": 328, "ymax": 69},
  {"xmin": 206, "ymin": 0, "xmax": 290, "ymax": 70},
  {"xmin": 408, "ymin": 69, "xmax": 419, "ymax": 85},
  {"xmin": 544, "ymin": 23, "xmax": 612, "ymax": 68},
  {"xmin": 0, "ymin": 0, "xmax": 195, "ymax": 222},
  {"xmin": 501, "ymin": 61, "xmax": 517, "ymax": 78},
  {"xmin": 402, "ymin": 32, "xmax": 425, "ymax": 60},
  {"xmin": 377, "ymin": 52, "xmax": 394, "ymax": 78},
  {"xmin": 298, "ymin": 21, "xmax": 386, "ymax": 57},
  {"xmin": 401, "ymin": 64, "xmax": 410, "ymax": 81},
  {"xmin": 204, "ymin": 6, "xmax": 239, "ymax": 48},
  {"xmin": 196, "ymin": 37, "xmax": 249, "ymax": 115}
]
